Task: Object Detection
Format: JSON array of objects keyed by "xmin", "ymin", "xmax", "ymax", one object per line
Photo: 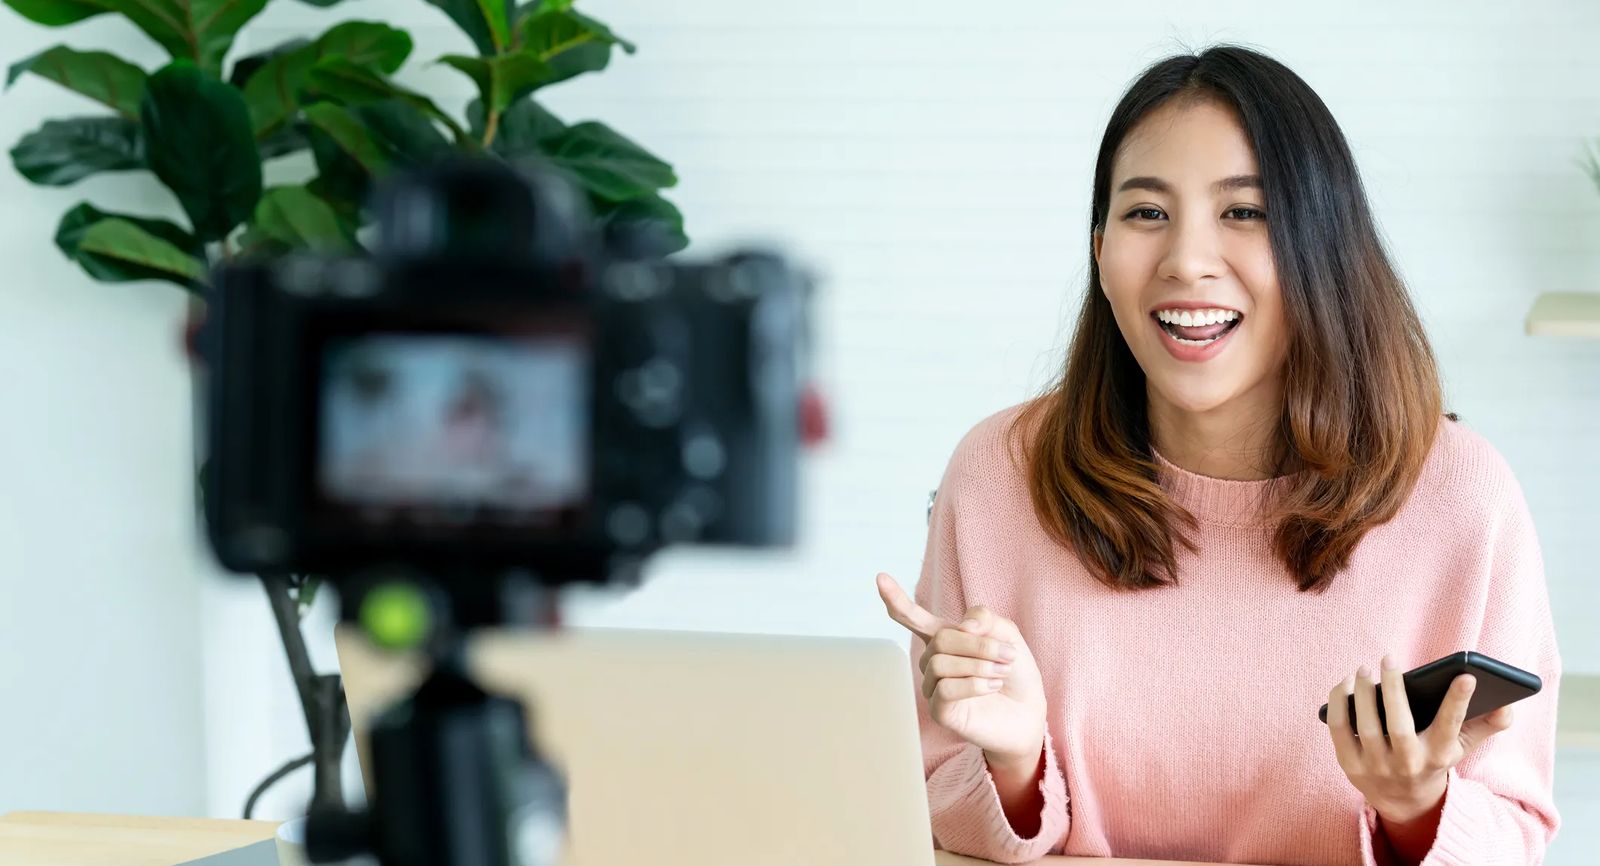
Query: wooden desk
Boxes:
[
  {"xmin": 0, "ymin": 812, "xmax": 279, "ymax": 866},
  {"xmin": 0, "ymin": 811, "xmax": 1245, "ymax": 866}
]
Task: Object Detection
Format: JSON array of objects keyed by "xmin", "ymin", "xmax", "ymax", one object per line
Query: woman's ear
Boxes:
[{"xmin": 1092, "ymin": 229, "xmax": 1111, "ymax": 300}]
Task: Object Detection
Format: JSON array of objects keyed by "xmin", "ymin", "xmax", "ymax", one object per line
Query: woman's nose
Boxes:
[{"xmin": 1156, "ymin": 219, "xmax": 1226, "ymax": 286}]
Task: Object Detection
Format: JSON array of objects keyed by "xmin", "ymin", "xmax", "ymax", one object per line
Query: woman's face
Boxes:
[{"xmin": 1092, "ymin": 97, "xmax": 1289, "ymax": 419}]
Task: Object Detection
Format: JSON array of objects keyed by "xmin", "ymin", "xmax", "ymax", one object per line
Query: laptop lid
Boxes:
[{"xmin": 335, "ymin": 625, "xmax": 936, "ymax": 866}]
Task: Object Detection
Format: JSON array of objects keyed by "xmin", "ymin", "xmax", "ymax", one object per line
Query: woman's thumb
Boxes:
[
  {"xmin": 1461, "ymin": 704, "xmax": 1515, "ymax": 751},
  {"xmin": 959, "ymin": 605, "xmax": 997, "ymax": 635}
]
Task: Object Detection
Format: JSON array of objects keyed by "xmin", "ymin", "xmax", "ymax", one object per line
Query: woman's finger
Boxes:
[
  {"xmin": 876, "ymin": 572, "xmax": 946, "ymax": 643},
  {"xmin": 1382, "ymin": 656, "xmax": 1420, "ymax": 736},
  {"xmin": 933, "ymin": 675, "xmax": 1005, "ymax": 704},
  {"xmin": 1378, "ymin": 653, "xmax": 1419, "ymax": 746},
  {"xmin": 918, "ymin": 627, "xmax": 1018, "ymax": 673},
  {"xmin": 1327, "ymin": 675, "xmax": 1362, "ymax": 770},
  {"xmin": 920, "ymin": 654, "xmax": 1009, "ymax": 700},
  {"xmin": 1423, "ymin": 674, "xmax": 1477, "ymax": 753},
  {"xmin": 959, "ymin": 604, "xmax": 1001, "ymax": 635},
  {"xmin": 926, "ymin": 652, "xmax": 1011, "ymax": 685},
  {"xmin": 1351, "ymin": 664, "xmax": 1386, "ymax": 747}
]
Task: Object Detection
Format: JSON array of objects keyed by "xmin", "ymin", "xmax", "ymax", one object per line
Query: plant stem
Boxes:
[
  {"xmin": 484, "ymin": 108, "xmax": 501, "ymax": 149},
  {"xmin": 258, "ymin": 574, "xmax": 348, "ymax": 814},
  {"xmin": 263, "ymin": 575, "xmax": 320, "ymax": 739}
]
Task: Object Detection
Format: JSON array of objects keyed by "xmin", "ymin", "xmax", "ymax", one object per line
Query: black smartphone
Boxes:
[{"xmin": 1317, "ymin": 651, "xmax": 1541, "ymax": 736}]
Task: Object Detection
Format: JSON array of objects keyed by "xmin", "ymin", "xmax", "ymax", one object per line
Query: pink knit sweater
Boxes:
[{"xmin": 910, "ymin": 402, "xmax": 1562, "ymax": 865}]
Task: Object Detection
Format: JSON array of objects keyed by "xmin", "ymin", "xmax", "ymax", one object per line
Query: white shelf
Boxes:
[
  {"xmin": 1560, "ymin": 673, "xmax": 1600, "ymax": 750},
  {"xmin": 1526, "ymin": 292, "xmax": 1600, "ymax": 338}
]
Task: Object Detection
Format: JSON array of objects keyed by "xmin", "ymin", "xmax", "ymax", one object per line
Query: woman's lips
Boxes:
[{"xmin": 1151, "ymin": 314, "xmax": 1242, "ymax": 362}]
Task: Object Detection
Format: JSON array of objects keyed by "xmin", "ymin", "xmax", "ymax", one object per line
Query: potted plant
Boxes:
[{"xmin": 3, "ymin": 0, "xmax": 686, "ymax": 817}]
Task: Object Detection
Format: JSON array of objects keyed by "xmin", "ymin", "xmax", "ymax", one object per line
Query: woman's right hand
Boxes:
[{"xmin": 876, "ymin": 572, "xmax": 1047, "ymax": 770}]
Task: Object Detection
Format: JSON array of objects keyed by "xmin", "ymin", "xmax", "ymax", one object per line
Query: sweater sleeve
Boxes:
[
  {"xmin": 1357, "ymin": 467, "xmax": 1563, "ymax": 866},
  {"xmin": 909, "ymin": 447, "xmax": 1070, "ymax": 864}
]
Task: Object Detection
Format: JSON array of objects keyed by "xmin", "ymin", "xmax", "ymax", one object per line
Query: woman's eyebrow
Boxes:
[{"xmin": 1114, "ymin": 174, "xmax": 1263, "ymax": 195}]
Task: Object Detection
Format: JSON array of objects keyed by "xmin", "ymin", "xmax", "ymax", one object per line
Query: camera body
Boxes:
[{"xmin": 197, "ymin": 158, "xmax": 811, "ymax": 588}]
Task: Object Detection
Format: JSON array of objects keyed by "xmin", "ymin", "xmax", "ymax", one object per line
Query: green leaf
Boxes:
[
  {"xmin": 253, "ymin": 185, "xmax": 355, "ymax": 252},
  {"xmin": 306, "ymin": 58, "xmax": 469, "ymax": 144},
  {"xmin": 241, "ymin": 23, "xmax": 413, "ymax": 139},
  {"xmin": 517, "ymin": 7, "xmax": 635, "ymax": 87},
  {"xmin": 438, "ymin": 51, "xmax": 552, "ymax": 116},
  {"xmin": 304, "ymin": 124, "xmax": 373, "ymax": 227},
  {"xmin": 9, "ymin": 116, "xmax": 143, "ymax": 186},
  {"xmin": 304, "ymin": 102, "xmax": 393, "ymax": 175},
  {"xmin": 420, "ymin": 0, "xmax": 512, "ymax": 56},
  {"xmin": 259, "ymin": 119, "xmax": 311, "ymax": 160},
  {"xmin": 351, "ymin": 99, "xmax": 453, "ymax": 167},
  {"xmin": 141, "ymin": 61, "xmax": 263, "ymax": 241},
  {"xmin": 304, "ymin": 175, "xmax": 364, "ymax": 234},
  {"xmin": 241, "ymin": 49, "xmax": 319, "ymax": 138},
  {"xmin": 55, "ymin": 202, "xmax": 206, "ymax": 289},
  {"xmin": 293, "ymin": 575, "xmax": 322, "ymax": 614},
  {"xmin": 315, "ymin": 20, "xmax": 414, "ymax": 72},
  {"xmin": 229, "ymin": 37, "xmax": 311, "ymax": 89},
  {"xmin": 235, "ymin": 222, "xmax": 293, "ymax": 257},
  {"xmin": 467, "ymin": 96, "xmax": 565, "ymax": 156},
  {"xmin": 68, "ymin": 216, "xmax": 207, "ymax": 291},
  {"xmin": 542, "ymin": 121, "xmax": 675, "ymax": 202},
  {"xmin": 5, "ymin": 46, "xmax": 147, "ymax": 118},
  {"xmin": 92, "ymin": 0, "xmax": 270, "ymax": 76},
  {"xmin": 300, "ymin": 99, "xmax": 456, "ymax": 229},
  {"xmin": 1, "ymin": 0, "xmax": 104, "ymax": 26},
  {"xmin": 594, "ymin": 191, "xmax": 687, "ymax": 254},
  {"xmin": 55, "ymin": 201, "xmax": 204, "ymax": 258}
]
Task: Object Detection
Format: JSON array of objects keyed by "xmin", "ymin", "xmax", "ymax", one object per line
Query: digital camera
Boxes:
[{"xmin": 196, "ymin": 157, "xmax": 815, "ymax": 588}]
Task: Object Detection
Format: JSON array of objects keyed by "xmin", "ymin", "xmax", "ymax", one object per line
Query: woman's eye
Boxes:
[{"xmin": 1123, "ymin": 207, "xmax": 1265, "ymax": 222}]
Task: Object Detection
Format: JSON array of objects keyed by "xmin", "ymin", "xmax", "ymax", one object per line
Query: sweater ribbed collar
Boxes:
[{"xmin": 1149, "ymin": 445, "xmax": 1307, "ymax": 527}]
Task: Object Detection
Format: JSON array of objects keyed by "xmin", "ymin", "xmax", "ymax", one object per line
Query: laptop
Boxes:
[{"xmin": 335, "ymin": 625, "xmax": 938, "ymax": 866}]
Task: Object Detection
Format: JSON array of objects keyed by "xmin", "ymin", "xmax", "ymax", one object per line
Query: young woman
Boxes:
[{"xmin": 877, "ymin": 44, "xmax": 1561, "ymax": 866}]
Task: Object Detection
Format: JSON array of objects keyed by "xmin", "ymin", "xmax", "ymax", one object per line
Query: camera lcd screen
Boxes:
[{"xmin": 317, "ymin": 334, "xmax": 589, "ymax": 526}]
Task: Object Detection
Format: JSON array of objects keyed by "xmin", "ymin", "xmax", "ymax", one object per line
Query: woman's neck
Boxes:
[{"xmin": 1147, "ymin": 382, "xmax": 1287, "ymax": 481}]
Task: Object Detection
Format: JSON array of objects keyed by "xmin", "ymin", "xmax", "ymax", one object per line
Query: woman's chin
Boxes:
[{"xmin": 1150, "ymin": 381, "xmax": 1238, "ymax": 415}]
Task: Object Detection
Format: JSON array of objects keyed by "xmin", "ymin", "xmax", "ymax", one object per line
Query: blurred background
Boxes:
[{"xmin": 1, "ymin": 0, "xmax": 1597, "ymax": 860}]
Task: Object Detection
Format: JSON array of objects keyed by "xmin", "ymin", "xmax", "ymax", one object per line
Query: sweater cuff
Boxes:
[
  {"xmin": 1358, "ymin": 768, "xmax": 1481, "ymax": 866},
  {"xmin": 1358, "ymin": 799, "xmax": 1393, "ymax": 866},
  {"xmin": 928, "ymin": 728, "xmax": 1068, "ymax": 864},
  {"xmin": 1423, "ymin": 767, "xmax": 1510, "ymax": 865}
]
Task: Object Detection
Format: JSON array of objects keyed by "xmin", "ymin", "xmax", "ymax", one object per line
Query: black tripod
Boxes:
[{"xmin": 304, "ymin": 574, "xmax": 573, "ymax": 866}]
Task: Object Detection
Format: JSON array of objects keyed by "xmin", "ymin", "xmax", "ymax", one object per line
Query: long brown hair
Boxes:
[{"xmin": 1010, "ymin": 44, "xmax": 1454, "ymax": 594}]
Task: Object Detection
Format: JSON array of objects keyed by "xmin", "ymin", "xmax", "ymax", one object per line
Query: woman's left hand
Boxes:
[{"xmin": 1326, "ymin": 653, "xmax": 1515, "ymax": 821}]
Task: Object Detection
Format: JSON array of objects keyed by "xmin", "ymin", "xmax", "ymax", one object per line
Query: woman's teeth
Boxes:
[
  {"xmin": 1170, "ymin": 329, "xmax": 1220, "ymax": 346},
  {"xmin": 1154, "ymin": 308, "xmax": 1241, "ymax": 345},
  {"xmin": 1155, "ymin": 308, "xmax": 1240, "ymax": 327}
]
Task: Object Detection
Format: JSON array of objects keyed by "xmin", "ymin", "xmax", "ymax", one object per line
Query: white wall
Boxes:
[
  {"xmin": 0, "ymin": 14, "xmax": 207, "ymax": 815},
  {"xmin": 2, "ymin": 0, "xmax": 1597, "ymax": 848}
]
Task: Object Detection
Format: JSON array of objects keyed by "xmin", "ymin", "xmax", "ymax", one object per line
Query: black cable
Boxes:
[{"xmin": 242, "ymin": 752, "xmax": 315, "ymax": 819}]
